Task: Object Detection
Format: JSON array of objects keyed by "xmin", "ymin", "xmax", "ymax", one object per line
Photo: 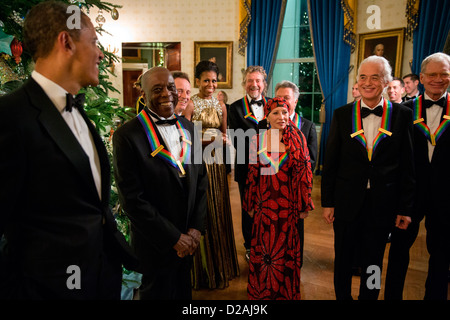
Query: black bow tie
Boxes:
[
  {"xmin": 156, "ymin": 118, "xmax": 178, "ymax": 125},
  {"xmin": 251, "ymin": 99, "xmax": 263, "ymax": 106},
  {"xmin": 423, "ymin": 96, "xmax": 446, "ymax": 109},
  {"xmin": 361, "ymin": 105, "xmax": 383, "ymax": 118},
  {"xmin": 147, "ymin": 108, "xmax": 177, "ymax": 126},
  {"xmin": 65, "ymin": 93, "xmax": 85, "ymax": 112}
]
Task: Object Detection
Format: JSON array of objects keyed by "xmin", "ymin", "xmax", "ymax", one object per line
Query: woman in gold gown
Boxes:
[{"xmin": 184, "ymin": 60, "xmax": 239, "ymax": 289}]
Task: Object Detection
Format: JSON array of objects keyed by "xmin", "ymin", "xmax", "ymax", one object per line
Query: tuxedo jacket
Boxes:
[
  {"xmin": 403, "ymin": 95, "xmax": 450, "ymax": 226},
  {"xmin": 0, "ymin": 79, "xmax": 137, "ymax": 299},
  {"xmin": 258, "ymin": 113, "xmax": 318, "ymax": 171},
  {"xmin": 321, "ymin": 101, "xmax": 415, "ymax": 226},
  {"xmin": 112, "ymin": 110, "xmax": 207, "ymax": 274},
  {"xmin": 228, "ymin": 96, "xmax": 270, "ymax": 185}
]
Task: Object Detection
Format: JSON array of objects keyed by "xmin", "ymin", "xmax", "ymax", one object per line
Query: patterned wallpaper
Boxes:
[
  {"xmin": 89, "ymin": 0, "xmax": 247, "ymax": 106},
  {"xmin": 347, "ymin": 0, "xmax": 413, "ymax": 101}
]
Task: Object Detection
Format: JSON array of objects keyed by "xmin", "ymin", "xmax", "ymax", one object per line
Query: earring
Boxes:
[{"xmin": 267, "ymin": 121, "xmax": 270, "ymax": 128}]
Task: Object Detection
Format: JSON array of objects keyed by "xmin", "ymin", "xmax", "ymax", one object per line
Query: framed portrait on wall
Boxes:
[
  {"xmin": 194, "ymin": 41, "xmax": 233, "ymax": 89},
  {"xmin": 358, "ymin": 29, "xmax": 405, "ymax": 77}
]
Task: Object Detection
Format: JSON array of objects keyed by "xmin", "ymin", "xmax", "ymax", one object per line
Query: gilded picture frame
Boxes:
[
  {"xmin": 194, "ymin": 41, "xmax": 233, "ymax": 89},
  {"xmin": 358, "ymin": 28, "xmax": 405, "ymax": 77}
]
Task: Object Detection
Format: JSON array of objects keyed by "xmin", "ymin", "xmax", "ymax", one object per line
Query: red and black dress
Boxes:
[{"xmin": 243, "ymin": 124, "xmax": 314, "ymax": 300}]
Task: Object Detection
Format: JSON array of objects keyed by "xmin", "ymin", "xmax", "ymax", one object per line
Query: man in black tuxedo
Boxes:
[
  {"xmin": 402, "ymin": 73, "xmax": 421, "ymax": 102},
  {"xmin": 0, "ymin": 1, "xmax": 137, "ymax": 299},
  {"xmin": 321, "ymin": 55, "xmax": 415, "ymax": 300},
  {"xmin": 386, "ymin": 52, "xmax": 450, "ymax": 300},
  {"xmin": 228, "ymin": 66, "xmax": 269, "ymax": 261},
  {"xmin": 113, "ymin": 67, "xmax": 207, "ymax": 300}
]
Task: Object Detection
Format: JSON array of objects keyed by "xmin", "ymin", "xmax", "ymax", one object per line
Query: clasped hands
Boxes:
[{"xmin": 173, "ymin": 228, "xmax": 201, "ymax": 258}]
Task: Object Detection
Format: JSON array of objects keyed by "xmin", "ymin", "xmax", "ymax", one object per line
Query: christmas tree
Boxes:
[{"xmin": 0, "ymin": 0, "xmax": 139, "ymax": 298}]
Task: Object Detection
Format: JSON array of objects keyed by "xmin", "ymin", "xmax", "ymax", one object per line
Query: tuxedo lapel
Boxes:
[
  {"xmin": 25, "ymin": 79, "xmax": 100, "ymax": 200},
  {"xmin": 431, "ymin": 122, "xmax": 450, "ymax": 163},
  {"xmin": 140, "ymin": 112, "xmax": 184, "ymax": 189},
  {"xmin": 77, "ymin": 105, "xmax": 110, "ymax": 204},
  {"xmin": 239, "ymin": 98, "xmax": 259, "ymax": 130}
]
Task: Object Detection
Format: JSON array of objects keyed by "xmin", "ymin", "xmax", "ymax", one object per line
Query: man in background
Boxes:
[
  {"xmin": 172, "ymin": 71, "xmax": 191, "ymax": 116},
  {"xmin": 352, "ymin": 83, "xmax": 361, "ymax": 101},
  {"xmin": 387, "ymin": 77, "xmax": 405, "ymax": 104},
  {"xmin": 228, "ymin": 66, "xmax": 270, "ymax": 261},
  {"xmin": 402, "ymin": 73, "xmax": 421, "ymax": 102}
]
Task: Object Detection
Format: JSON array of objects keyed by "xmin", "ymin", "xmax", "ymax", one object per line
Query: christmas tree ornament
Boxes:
[
  {"xmin": 10, "ymin": 38, "xmax": 22, "ymax": 64},
  {"xmin": 96, "ymin": 9, "xmax": 106, "ymax": 27},
  {"xmin": 111, "ymin": 8, "xmax": 119, "ymax": 20}
]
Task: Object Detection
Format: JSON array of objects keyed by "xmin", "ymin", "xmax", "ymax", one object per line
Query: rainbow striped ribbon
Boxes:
[
  {"xmin": 292, "ymin": 113, "xmax": 302, "ymax": 130},
  {"xmin": 413, "ymin": 95, "xmax": 450, "ymax": 146},
  {"xmin": 137, "ymin": 110, "xmax": 191, "ymax": 175},
  {"xmin": 257, "ymin": 130, "xmax": 289, "ymax": 173},
  {"xmin": 242, "ymin": 96, "xmax": 267, "ymax": 125},
  {"xmin": 350, "ymin": 99, "xmax": 393, "ymax": 161}
]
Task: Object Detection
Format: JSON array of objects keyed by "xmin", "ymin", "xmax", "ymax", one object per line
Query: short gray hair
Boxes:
[
  {"xmin": 358, "ymin": 55, "xmax": 393, "ymax": 84},
  {"xmin": 421, "ymin": 52, "xmax": 450, "ymax": 73},
  {"xmin": 274, "ymin": 80, "xmax": 300, "ymax": 100}
]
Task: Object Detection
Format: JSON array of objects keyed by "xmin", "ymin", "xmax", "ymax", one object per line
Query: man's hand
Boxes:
[
  {"xmin": 323, "ymin": 207, "xmax": 335, "ymax": 224},
  {"xmin": 173, "ymin": 233, "xmax": 195, "ymax": 258},
  {"xmin": 300, "ymin": 211, "xmax": 309, "ymax": 219},
  {"xmin": 187, "ymin": 228, "xmax": 201, "ymax": 254},
  {"xmin": 395, "ymin": 215, "xmax": 411, "ymax": 230}
]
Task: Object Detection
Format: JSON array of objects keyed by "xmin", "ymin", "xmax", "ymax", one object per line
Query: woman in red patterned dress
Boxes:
[{"xmin": 243, "ymin": 97, "xmax": 314, "ymax": 300}]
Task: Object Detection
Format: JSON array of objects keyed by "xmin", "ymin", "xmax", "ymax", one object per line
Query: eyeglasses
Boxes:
[{"xmin": 423, "ymin": 73, "xmax": 450, "ymax": 80}]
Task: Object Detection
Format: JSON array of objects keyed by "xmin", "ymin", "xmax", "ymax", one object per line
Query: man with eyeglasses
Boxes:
[
  {"xmin": 387, "ymin": 52, "xmax": 450, "ymax": 300},
  {"xmin": 321, "ymin": 55, "xmax": 415, "ymax": 300}
]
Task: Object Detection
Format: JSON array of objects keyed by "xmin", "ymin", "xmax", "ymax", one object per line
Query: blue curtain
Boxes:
[
  {"xmin": 247, "ymin": 0, "xmax": 284, "ymax": 77},
  {"xmin": 411, "ymin": 0, "xmax": 450, "ymax": 74},
  {"xmin": 308, "ymin": 0, "xmax": 351, "ymax": 172}
]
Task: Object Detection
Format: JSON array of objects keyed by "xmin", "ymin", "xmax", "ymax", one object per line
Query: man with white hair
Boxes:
[
  {"xmin": 321, "ymin": 55, "xmax": 415, "ymax": 300},
  {"xmin": 388, "ymin": 52, "xmax": 450, "ymax": 300}
]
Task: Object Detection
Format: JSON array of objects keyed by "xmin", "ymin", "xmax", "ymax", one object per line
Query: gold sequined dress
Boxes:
[{"xmin": 190, "ymin": 94, "xmax": 240, "ymax": 289}]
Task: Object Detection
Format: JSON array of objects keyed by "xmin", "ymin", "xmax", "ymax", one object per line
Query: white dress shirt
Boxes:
[
  {"xmin": 361, "ymin": 97, "xmax": 384, "ymax": 152},
  {"xmin": 31, "ymin": 71, "xmax": 102, "ymax": 199},
  {"xmin": 148, "ymin": 112, "xmax": 184, "ymax": 177},
  {"xmin": 361, "ymin": 97, "xmax": 384, "ymax": 189},
  {"xmin": 424, "ymin": 92, "xmax": 446, "ymax": 162},
  {"xmin": 148, "ymin": 112, "xmax": 181, "ymax": 159},
  {"xmin": 247, "ymin": 94, "xmax": 264, "ymax": 121}
]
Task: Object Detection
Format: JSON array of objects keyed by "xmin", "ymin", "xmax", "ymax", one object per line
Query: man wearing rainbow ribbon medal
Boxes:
[
  {"xmin": 321, "ymin": 56, "xmax": 415, "ymax": 300},
  {"xmin": 388, "ymin": 53, "xmax": 450, "ymax": 300},
  {"xmin": 229, "ymin": 66, "xmax": 270, "ymax": 261},
  {"xmin": 113, "ymin": 67, "xmax": 207, "ymax": 300}
]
